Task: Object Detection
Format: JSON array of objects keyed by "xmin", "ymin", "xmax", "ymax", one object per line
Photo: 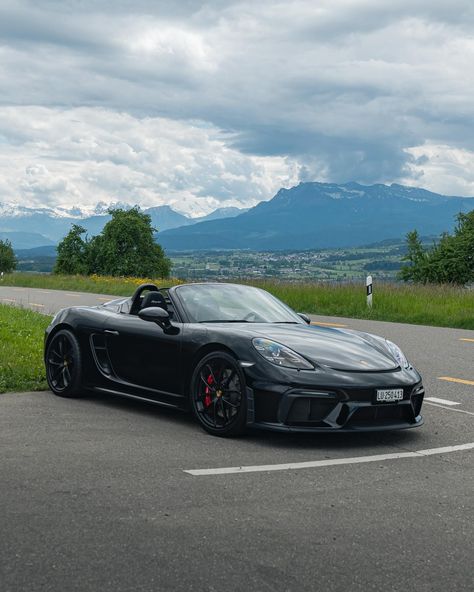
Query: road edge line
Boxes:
[{"xmin": 184, "ymin": 442, "xmax": 474, "ymax": 476}]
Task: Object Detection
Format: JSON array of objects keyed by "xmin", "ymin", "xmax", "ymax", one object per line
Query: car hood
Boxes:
[{"xmin": 212, "ymin": 323, "xmax": 400, "ymax": 372}]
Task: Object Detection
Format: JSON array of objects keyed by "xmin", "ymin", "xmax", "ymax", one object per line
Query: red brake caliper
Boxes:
[{"xmin": 204, "ymin": 374, "xmax": 213, "ymax": 408}]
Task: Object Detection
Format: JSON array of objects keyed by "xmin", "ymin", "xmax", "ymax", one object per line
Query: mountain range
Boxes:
[
  {"xmin": 157, "ymin": 182, "xmax": 474, "ymax": 251},
  {"xmin": 2, "ymin": 181, "xmax": 473, "ymax": 252},
  {"xmin": 0, "ymin": 204, "xmax": 246, "ymax": 249},
  {"xmin": 0, "ymin": 231, "xmax": 56, "ymax": 250}
]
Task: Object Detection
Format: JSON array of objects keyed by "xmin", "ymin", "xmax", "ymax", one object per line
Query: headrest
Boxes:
[{"xmin": 141, "ymin": 291, "xmax": 167, "ymax": 310}]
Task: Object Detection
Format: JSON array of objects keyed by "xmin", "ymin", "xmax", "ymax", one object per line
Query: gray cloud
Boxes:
[{"xmin": 0, "ymin": 0, "xmax": 473, "ymax": 212}]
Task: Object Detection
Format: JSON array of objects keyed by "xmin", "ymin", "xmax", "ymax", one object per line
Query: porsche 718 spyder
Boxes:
[{"xmin": 44, "ymin": 282, "xmax": 425, "ymax": 436}]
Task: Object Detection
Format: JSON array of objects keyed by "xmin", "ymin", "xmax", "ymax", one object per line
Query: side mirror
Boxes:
[
  {"xmin": 138, "ymin": 307, "xmax": 180, "ymax": 335},
  {"xmin": 298, "ymin": 313, "xmax": 311, "ymax": 325}
]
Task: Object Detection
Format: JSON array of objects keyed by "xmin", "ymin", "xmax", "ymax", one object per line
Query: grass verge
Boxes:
[
  {"xmin": 0, "ymin": 304, "xmax": 52, "ymax": 393},
  {"xmin": 249, "ymin": 280, "xmax": 474, "ymax": 330},
  {"xmin": 1, "ymin": 273, "xmax": 178, "ymax": 296},
  {"xmin": 2, "ymin": 273, "xmax": 474, "ymax": 329}
]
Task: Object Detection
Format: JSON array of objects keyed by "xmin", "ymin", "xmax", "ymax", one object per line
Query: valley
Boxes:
[{"xmin": 16, "ymin": 239, "xmax": 412, "ymax": 281}]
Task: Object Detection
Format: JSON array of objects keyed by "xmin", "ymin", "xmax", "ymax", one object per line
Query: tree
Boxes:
[
  {"xmin": 54, "ymin": 224, "xmax": 89, "ymax": 275},
  {"xmin": 430, "ymin": 210, "xmax": 474, "ymax": 284},
  {"xmin": 87, "ymin": 207, "xmax": 171, "ymax": 277},
  {"xmin": 398, "ymin": 230, "xmax": 429, "ymax": 283},
  {"xmin": 0, "ymin": 239, "xmax": 16, "ymax": 274},
  {"xmin": 399, "ymin": 210, "xmax": 474, "ymax": 285},
  {"xmin": 54, "ymin": 208, "xmax": 170, "ymax": 278}
]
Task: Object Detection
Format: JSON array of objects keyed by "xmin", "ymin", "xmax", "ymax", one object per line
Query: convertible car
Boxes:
[{"xmin": 44, "ymin": 282, "xmax": 424, "ymax": 436}]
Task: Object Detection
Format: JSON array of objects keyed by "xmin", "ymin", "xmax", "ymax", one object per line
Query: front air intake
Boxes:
[{"xmin": 286, "ymin": 398, "xmax": 337, "ymax": 426}]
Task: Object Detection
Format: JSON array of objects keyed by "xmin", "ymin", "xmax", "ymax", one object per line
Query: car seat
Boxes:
[{"xmin": 140, "ymin": 291, "xmax": 168, "ymax": 311}]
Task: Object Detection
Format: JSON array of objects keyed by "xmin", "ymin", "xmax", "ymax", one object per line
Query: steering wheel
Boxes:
[{"xmin": 243, "ymin": 311, "xmax": 262, "ymax": 322}]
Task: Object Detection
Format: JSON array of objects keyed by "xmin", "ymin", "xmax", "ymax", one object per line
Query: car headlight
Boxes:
[
  {"xmin": 385, "ymin": 340, "xmax": 410, "ymax": 369},
  {"xmin": 252, "ymin": 338, "xmax": 314, "ymax": 370}
]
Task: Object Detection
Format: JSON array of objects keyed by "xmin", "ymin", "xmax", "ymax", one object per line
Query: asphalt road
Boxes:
[
  {"xmin": 1, "ymin": 286, "xmax": 473, "ymax": 592},
  {"xmin": 0, "ymin": 285, "xmax": 118, "ymax": 315}
]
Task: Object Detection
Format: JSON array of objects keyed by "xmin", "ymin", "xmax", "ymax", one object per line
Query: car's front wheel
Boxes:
[
  {"xmin": 190, "ymin": 351, "xmax": 247, "ymax": 437},
  {"xmin": 45, "ymin": 329, "xmax": 83, "ymax": 397}
]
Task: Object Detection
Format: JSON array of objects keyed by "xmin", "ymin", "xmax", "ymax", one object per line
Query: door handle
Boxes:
[{"xmin": 104, "ymin": 329, "xmax": 120, "ymax": 336}]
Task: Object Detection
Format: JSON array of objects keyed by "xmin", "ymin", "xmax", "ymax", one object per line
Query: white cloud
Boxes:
[
  {"xmin": 127, "ymin": 24, "xmax": 218, "ymax": 73},
  {"xmin": 402, "ymin": 143, "xmax": 474, "ymax": 196},
  {"xmin": 0, "ymin": 107, "xmax": 300, "ymax": 215}
]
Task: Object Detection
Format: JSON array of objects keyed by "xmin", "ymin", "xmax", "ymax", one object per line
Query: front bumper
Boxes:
[{"xmin": 247, "ymin": 381, "xmax": 425, "ymax": 433}]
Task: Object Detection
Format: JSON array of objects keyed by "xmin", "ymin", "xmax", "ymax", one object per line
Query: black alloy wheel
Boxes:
[
  {"xmin": 45, "ymin": 329, "xmax": 83, "ymax": 397},
  {"xmin": 191, "ymin": 351, "xmax": 247, "ymax": 437}
]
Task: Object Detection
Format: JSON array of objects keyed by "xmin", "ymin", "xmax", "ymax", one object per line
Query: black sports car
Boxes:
[{"xmin": 44, "ymin": 282, "xmax": 424, "ymax": 436}]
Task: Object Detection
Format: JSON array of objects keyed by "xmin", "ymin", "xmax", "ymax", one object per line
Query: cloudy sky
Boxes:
[{"xmin": 1, "ymin": 0, "xmax": 473, "ymax": 215}]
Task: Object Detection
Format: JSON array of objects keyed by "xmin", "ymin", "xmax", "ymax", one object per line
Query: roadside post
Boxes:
[{"xmin": 366, "ymin": 275, "xmax": 373, "ymax": 308}]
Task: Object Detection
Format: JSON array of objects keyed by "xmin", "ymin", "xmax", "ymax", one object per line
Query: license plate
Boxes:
[{"xmin": 376, "ymin": 388, "xmax": 404, "ymax": 402}]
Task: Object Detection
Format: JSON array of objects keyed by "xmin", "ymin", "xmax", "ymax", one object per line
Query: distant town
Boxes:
[
  {"xmin": 169, "ymin": 241, "xmax": 406, "ymax": 282},
  {"xmin": 15, "ymin": 240, "xmax": 405, "ymax": 281}
]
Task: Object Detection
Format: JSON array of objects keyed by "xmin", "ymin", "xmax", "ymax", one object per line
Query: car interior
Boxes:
[{"xmin": 127, "ymin": 284, "xmax": 176, "ymax": 320}]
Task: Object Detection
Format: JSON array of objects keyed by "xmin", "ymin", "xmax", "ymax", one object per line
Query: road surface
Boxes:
[{"xmin": 0, "ymin": 285, "xmax": 473, "ymax": 591}]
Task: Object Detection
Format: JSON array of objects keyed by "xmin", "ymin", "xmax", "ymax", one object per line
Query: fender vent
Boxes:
[{"xmin": 90, "ymin": 334, "xmax": 113, "ymax": 376}]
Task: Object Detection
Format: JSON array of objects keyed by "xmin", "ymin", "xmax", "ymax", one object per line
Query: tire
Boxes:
[
  {"xmin": 190, "ymin": 351, "xmax": 247, "ymax": 437},
  {"xmin": 45, "ymin": 329, "xmax": 84, "ymax": 398}
]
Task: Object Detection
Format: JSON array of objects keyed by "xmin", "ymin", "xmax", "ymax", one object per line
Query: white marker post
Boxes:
[{"xmin": 366, "ymin": 275, "xmax": 373, "ymax": 308}]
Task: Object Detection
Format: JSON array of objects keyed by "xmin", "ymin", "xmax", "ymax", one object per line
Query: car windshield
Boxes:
[{"xmin": 175, "ymin": 284, "xmax": 304, "ymax": 324}]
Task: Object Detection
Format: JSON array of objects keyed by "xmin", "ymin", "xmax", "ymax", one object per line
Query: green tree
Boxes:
[
  {"xmin": 428, "ymin": 211, "xmax": 474, "ymax": 284},
  {"xmin": 54, "ymin": 224, "xmax": 89, "ymax": 275},
  {"xmin": 89, "ymin": 207, "xmax": 171, "ymax": 277},
  {"xmin": 398, "ymin": 230, "xmax": 429, "ymax": 283},
  {"xmin": 0, "ymin": 239, "xmax": 16, "ymax": 274},
  {"xmin": 399, "ymin": 211, "xmax": 474, "ymax": 285}
]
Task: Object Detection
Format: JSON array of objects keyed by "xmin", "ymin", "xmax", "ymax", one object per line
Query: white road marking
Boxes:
[
  {"xmin": 424, "ymin": 401, "xmax": 474, "ymax": 417},
  {"xmin": 184, "ymin": 442, "xmax": 474, "ymax": 476},
  {"xmin": 66, "ymin": 293, "xmax": 81, "ymax": 298},
  {"xmin": 1, "ymin": 298, "xmax": 16, "ymax": 303},
  {"xmin": 29, "ymin": 303, "xmax": 45, "ymax": 308},
  {"xmin": 311, "ymin": 321, "xmax": 348, "ymax": 328},
  {"xmin": 425, "ymin": 397, "xmax": 460, "ymax": 406}
]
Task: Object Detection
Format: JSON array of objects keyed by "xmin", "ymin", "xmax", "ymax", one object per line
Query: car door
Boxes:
[{"xmin": 103, "ymin": 313, "xmax": 183, "ymax": 402}]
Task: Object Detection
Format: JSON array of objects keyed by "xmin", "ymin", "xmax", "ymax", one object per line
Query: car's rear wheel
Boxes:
[
  {"xmin": 190, "ymin": 351, "xmax": 247, "ymax": 437},
  {"xmin": 45, "ymin": 329, "xmax": 83, "ymax": 398}
]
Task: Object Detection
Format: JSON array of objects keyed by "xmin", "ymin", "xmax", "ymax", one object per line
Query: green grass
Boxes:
[
  {"xmin": 1, "ymin": 273, "xmax": 177, "ymax": 296},
  {"xmin": 2, "ymin": 273, "xmax": 474, "ymax": 329},
  {"xmin": 0, "ymin": 304, "xmax": 52, "ymax": 393},
  {"xmin": 248, "ymin": 280, "xmax": 474, "ymax": 329}
]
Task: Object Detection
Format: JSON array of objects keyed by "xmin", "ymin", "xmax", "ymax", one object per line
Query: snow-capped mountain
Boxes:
[
  {"xmin": 4, "ymin": 181, "xmax": 472, "ymax": 252},
  {"xmin": 0, "ymin": 200, "xmax": 139, "ymax": 219},
  {"xmin": 0, "ymin": 202, "xmax": 249, "ymax": 248}
]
